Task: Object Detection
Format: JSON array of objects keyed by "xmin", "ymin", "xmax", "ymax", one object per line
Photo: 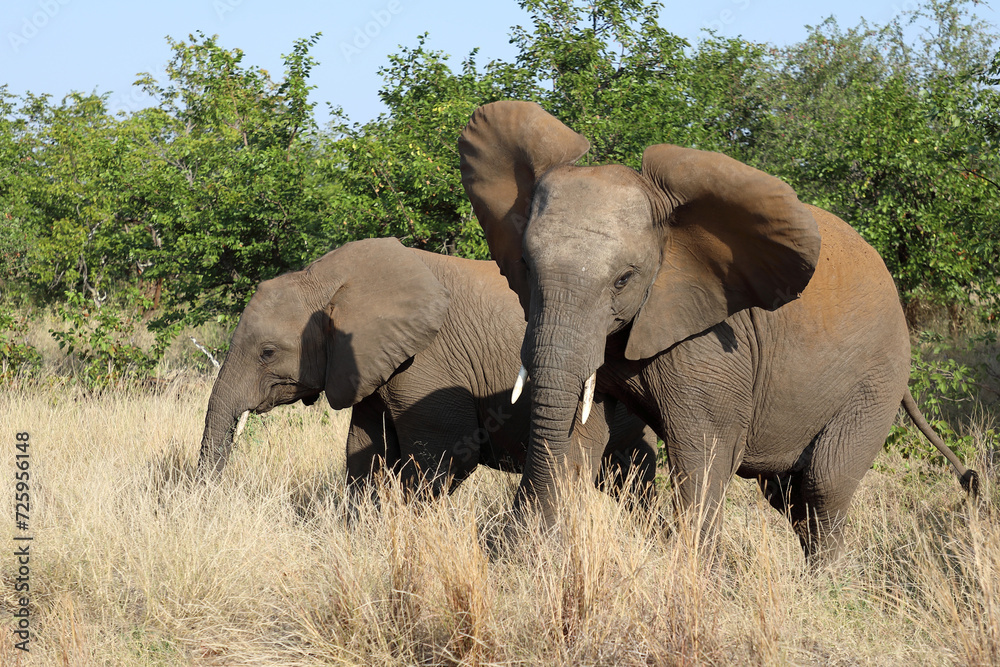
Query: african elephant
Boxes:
[
  {"xmin": 197, "ymin": 237, "xmax": 657, "ymax": 503},
  {"xmin": 458, "ymin": 101, "xmax": 978, "ymax": 561}
]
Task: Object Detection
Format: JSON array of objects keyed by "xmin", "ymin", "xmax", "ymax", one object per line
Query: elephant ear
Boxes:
[
  {"xmin": 625, "ymin": 144, "xmax": 822, "ymax": 361},
  {"xmin": 315, "ymin": 238, "xmax": 451, "ymax": 409},
  {"xmin": 458, "ymin": 100, "xmax": 591, "ymax": 311}
]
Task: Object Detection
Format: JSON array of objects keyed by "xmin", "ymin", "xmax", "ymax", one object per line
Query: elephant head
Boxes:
[
  {"xmin": 197, "ymin": 237, "xmax": 450, "ymax": 477},
  {"xmin": 458, "ymin": 101, "xmax": 821, "ymax": 516}
]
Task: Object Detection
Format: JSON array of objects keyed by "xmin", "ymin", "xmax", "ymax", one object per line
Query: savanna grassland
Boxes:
[
  {"xmin": 0, "ymin": 321, "xmax": 997, "ymax": 666},
  {"xmin": 2, "ymin": 0, "xmax": 1000, "ymax": 664}
]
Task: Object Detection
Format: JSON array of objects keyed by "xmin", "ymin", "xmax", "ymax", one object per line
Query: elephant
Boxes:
[
  {"xmin": 457, "ymin": 100, "xmax": 978, "ymax": 561},
  {"xmin": 197, "ymin": 236, "xmax": 658, "ymax": 505}
]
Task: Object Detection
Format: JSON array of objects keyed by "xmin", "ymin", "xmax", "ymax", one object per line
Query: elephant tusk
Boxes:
[
  {"xmin": 511, "ymin": 365, "xmax": 528, "ymax": 404},
  {"xmin": 581, "ymin": 372, "xmax": 596, "ymax": 425},
  {"xmin": 234, "ymin": 410, "xmax": 249, "ymax": 441}
]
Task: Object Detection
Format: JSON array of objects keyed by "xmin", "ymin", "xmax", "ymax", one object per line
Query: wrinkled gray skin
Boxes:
[
  {"xmin": 198, "ymin": 237, "xmax": 657, "ymax": 502},
  {"xmin": 458, "ymin": 101, "xmax": 977, "ymax": 562}
]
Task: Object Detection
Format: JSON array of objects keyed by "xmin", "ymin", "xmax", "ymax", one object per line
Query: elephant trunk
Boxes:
[
  {"xmin": 517, "ymin": 366, "xmax": 582, "ymax": 523},
  {"xmin": 516, "ymin": 297, "xmax": 605, "ymax": 524},
  {"xmin": 197, "ymin": 361, "xmax": 253, "ymax": 479}
]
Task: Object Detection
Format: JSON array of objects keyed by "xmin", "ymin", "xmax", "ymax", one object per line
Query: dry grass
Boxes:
[{"xmin": 0, "ymin": 381, "xmax": 997, "ymax": 666}]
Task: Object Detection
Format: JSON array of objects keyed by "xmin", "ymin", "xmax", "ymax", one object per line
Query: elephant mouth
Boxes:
[{"xmin": 256, "ymin": 381, "xmax": 320, "ymax": 413}]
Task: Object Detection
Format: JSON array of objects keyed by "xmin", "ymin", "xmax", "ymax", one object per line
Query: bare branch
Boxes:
[{"xmin": 190, "ymin": 336, "xmax": 221, "ymax": 369}]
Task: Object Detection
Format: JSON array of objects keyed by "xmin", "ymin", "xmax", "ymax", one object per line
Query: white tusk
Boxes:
[
  {"xmin": 234, "ymin": 410, "xmax": 249, "ymax": 441},
  {"xmin": 580, "ymin": 373, "xmax": 596, "ymax": 425},
  {"xmin": 511, "ymin": 365, "xmax": 528, "ymax": 404}
]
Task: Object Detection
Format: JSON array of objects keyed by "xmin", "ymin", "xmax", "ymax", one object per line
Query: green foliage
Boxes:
[
  {"xmin": 14, "ymin": 91, "xmax": 132, "ymax": 303},
  {"xmin": 509, "ymin": 0, "xmax": 770, "ymax": 162},
  {"xmin": 129, "ymin": 32, "xmax": 329, "ymax": 329},
  {"xmin": 238, "ymin": 412, "xmax": 269, "ymax": 449},
  {"xmin": 322, "ymin": 2, "xmax": 772, "ymax": 258},
  {"xmin": 748, "ymin": 2, "xmax": 1000, "ymax": 314},
  {"xmin": 1, "ymin": 32, "xmax": 330, "ymax": 331},
  {"xmin": 511, "ymin": 0, "xmax": 689, "ymax": 164},
  {"xmin": 0, "ymin": 0, "xmax": 997, "ymax": 392},
  {"xmin": 322, "ymin": 39, "xmax": 488, "ymax": 256},
  {"xmin": 910, "ymin": 332, "xmax": 975, "ymax": 417},
  {"xmin": 0, "ymin": 86, "xmax": 36, "ymax": 301},
  {"xmin": 886, "ymin": 330, "xmax": 990, "ymax": 462},
  {"xmin": 976, "ymin": 48, "xmax": 1000, "ymax": 142},
  {"xmin": 49, "ymin": 291, "xmax": 165, "ymax": 390},
  {"xmin": 0, "ymin": 310, "xmax": 41, "ymax": 382}
]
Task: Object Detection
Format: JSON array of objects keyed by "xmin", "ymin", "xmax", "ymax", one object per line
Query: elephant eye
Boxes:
[
  {"xmin": 614, "ymin": 270, "xmax": 635, "ymax": 290},
  {"xmin": 260, "ymin": 347, "xmax": 276, "ymax": 362}
]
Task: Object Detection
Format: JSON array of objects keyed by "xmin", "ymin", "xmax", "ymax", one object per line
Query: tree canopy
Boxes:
[{"xmin": 1, "ymin": 0, "xmax": 997, "ymax": 340}]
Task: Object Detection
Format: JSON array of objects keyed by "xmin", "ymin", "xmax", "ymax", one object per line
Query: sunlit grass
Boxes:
[{"xmin": 0, "ymin": 379, "xmax": 996, "ymax": 665}]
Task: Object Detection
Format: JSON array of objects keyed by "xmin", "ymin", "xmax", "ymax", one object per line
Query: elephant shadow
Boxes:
[
  {"xmin": 298, "ymin": 313, "xmax": 530, "ymax": 495},
  {"xmin": 349, "ymin": 382, "xmax": 659, "ymax": 509},
  {"xmin": 350, "ymin": 383, "xmax": 533, "ymax": 498}
]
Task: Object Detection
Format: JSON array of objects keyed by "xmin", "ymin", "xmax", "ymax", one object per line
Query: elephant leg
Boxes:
[
  {"xmin": 345, "ymin": 393, "xmax": 400, "ymax": 504},
  {"xmin": 774, "ymin": 381, "xmax": 903, "ymax": 563},
  {"xmin": 773, "ymin": 438, "xmax": 853, "ymax": 564},
  {"xmin": 758, "ymin": 472, "xmax": 794, "ymax": 515},
  {"xmin": 600, "ymin": 422, "xmax": 658, "ymax": 512},
  {"xmin": 392, "ymin": 388, "xmax": 483, "ymax": 499},
  {"xmin": 758, "ymin": 444, "xmax": 856, "ymax": 563},
  {"xmin": 664, "ymin": 429, "xmax": 745, "ymax": 553}
]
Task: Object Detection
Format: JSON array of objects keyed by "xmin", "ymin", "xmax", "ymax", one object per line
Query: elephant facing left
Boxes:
[{"xmin": 197, "ymin": 236, "xmax": 657, "ymax": 501}]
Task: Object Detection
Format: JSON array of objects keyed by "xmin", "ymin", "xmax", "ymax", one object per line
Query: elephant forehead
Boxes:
[
  {"xmin": 241, "ymin": 279, "xmax": 308, "ymax": 337},
  {"xmin": 526, "ymin": 165, "xmax": 653, "ymax": 266},
  {"xmin": 532, "ymin": 165, "xmax": 650, "ymax": 231}
]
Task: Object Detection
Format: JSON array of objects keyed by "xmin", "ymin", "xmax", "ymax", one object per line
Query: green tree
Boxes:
[
  {"xmin": 323, "ymin": 1, "xmax": 770, "ymax": 260},
  {"xmin": 321, "ymin": 36, "xmax": 536, "ymax": 258},
  {"xmin": 16, "ymin": 91, "xmax": 131, "ymax": 303},
  {"xmin": 128, "ymin": 32, "xmax": 330, "ymax": 328},
  {"xmin": 748, "ymin": 1, "xmax": 1000, "ymax": 316},
  {"xmin": 0, "ymin": 85, "xmax": 36, "ymax": 300},
  {"xmin": 3, "ymin": 0, "xmax": 997, "ymax": 384},
  {"xmin": 975, "ymin": 48, "xmax": 1000, "ymax": 149},
  {"xmin": 509, "ymin": 0, "xmax": 768, "ymax": 165}
]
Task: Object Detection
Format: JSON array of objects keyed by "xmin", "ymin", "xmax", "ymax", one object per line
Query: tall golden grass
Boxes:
[{"xmin": 0, "ymin": 379, "xmax": 996, "ymax": 666}]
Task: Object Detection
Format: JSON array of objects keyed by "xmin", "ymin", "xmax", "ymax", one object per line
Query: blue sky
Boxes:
[{"xmin": 2, "ymin": 0, "xmax": 995, "ymax": 125}]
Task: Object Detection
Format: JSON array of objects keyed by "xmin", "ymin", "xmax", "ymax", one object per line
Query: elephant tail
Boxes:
[{"xmin": 901, "ymin": 388, "xmax": 980, "ymax": 498}]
